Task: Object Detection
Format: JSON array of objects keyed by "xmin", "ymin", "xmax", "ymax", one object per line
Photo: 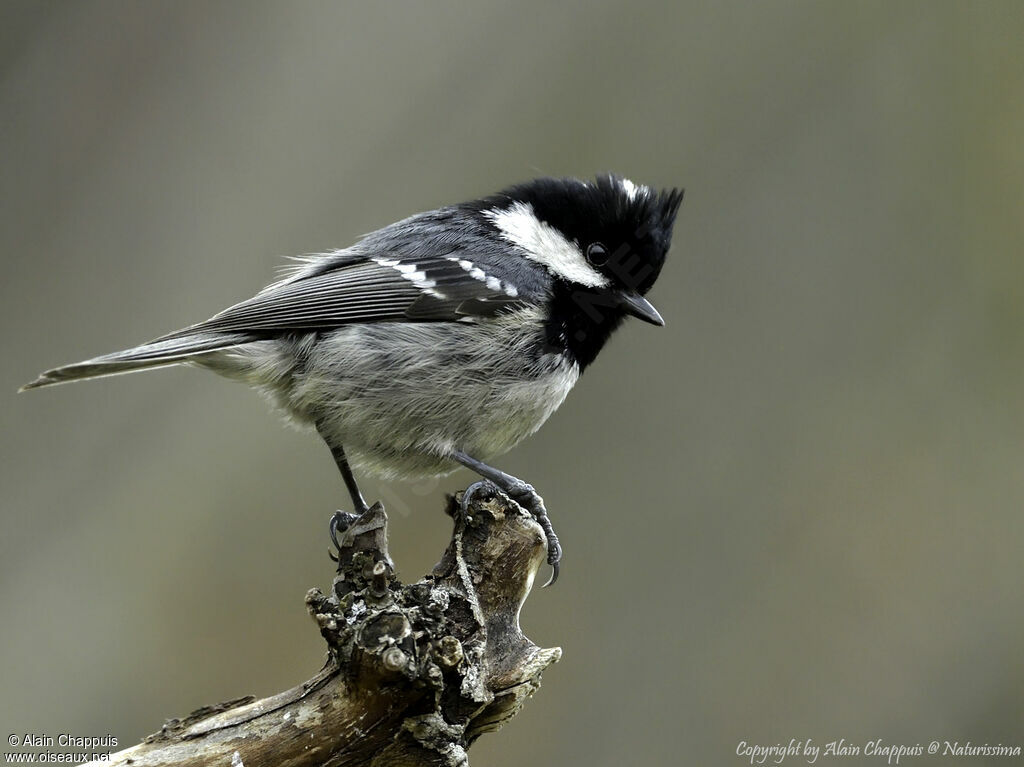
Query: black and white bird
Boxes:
[{"xmin": 22, "ymin": 174, "xmax": 683, "ymax": 585}]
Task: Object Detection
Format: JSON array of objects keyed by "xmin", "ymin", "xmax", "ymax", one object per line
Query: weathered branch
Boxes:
[{"xmin": 89, "ymin": 488, "xmax": 560, "ymax": 767}]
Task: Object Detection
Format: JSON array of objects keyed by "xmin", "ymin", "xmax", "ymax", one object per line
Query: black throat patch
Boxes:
[{"xmin": 544, "ymin": 281, "xmax": 627, "ymax": 370}]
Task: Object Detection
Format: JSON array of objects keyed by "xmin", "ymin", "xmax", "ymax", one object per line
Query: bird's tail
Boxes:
[{"xmin": 20, "ymin": 331, "xmax": 254, "ymax": 391}]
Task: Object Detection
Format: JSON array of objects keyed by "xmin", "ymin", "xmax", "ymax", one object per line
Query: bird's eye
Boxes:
[{"xmin": 586, "ymin": 242, "xmax": 609, "ymax": 266}]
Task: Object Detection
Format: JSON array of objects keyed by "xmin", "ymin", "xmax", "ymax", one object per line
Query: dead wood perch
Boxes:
[{"xmin": 90, "ymin": 488, "xmax": 561, "ymax": 767}]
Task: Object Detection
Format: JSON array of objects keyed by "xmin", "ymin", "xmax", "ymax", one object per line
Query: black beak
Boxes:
[{"xmin": 617, "ymin": 291, "xmax": 664, "ymax": 326}]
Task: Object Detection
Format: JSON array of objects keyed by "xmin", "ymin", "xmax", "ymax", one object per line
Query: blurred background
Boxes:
[{"xmin": 3, "ymin": 1, "xmax": 1023, "ymax": 764}]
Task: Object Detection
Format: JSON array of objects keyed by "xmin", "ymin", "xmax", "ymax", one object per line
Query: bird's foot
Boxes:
[
  {"xmin": 327, "ymin": 509, "xmax": 362, "ymax": 562},
  {"xmin": 454, "ymin": 476, "xmax": 561, "ymax": 586},
  {"xmin": 519, "ymin": 499, "xmax": 561, "ymax": 587},
  {"xmin": 493, "ymin": 479, "xmax": 563, "ymax": 587}
]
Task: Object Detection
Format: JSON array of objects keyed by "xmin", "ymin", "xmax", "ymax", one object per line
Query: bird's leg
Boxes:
[
  {"xmin": 328, "ymin": 441, "xmax": 369, "ymax": 516},
  {"xmin": 325, "ymin": 439, "xmax": 365, "ymax": 557},
  {"xmin": 451, "ymin": 450, "xmax": 562, "ymax": 586},
  {"xmin": 317, "ymin": 424, "xmax": 370, "ymax": 557}
]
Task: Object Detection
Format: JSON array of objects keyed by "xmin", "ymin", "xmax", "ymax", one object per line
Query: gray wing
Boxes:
[
  {"xmin": 21, "ymin": 213, "xmax": 538, "ymax": 391},
  {"xmin": 156, "ymin": 250, "xmax": 525, "ymax": 341}
]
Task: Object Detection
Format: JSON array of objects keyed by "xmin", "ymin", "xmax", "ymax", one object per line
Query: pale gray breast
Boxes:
[{"xmin": 226, "ymin": 307, "xmax": 579, "ymax": 478}]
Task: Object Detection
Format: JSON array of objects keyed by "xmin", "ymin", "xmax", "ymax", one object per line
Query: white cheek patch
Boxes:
[
  {"xmin": 484, "ymin": 201, "xmax": 610, "ymax": 288},
  {"xmin": 373, "ymin": 257, "xmax": 445, "ymax": 298}
]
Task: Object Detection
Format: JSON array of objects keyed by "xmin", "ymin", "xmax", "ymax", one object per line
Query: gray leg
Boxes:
[
  {"xmin": 316, "ymin": 424, "xmax": 369, "ymax": 516},
  {"xmin": 316, "ymin": 422, "xmax": 369, "ymax": 556},
  {"xmin": 451, "ymin": 450, "xmax": 562, "ymax": 586}
]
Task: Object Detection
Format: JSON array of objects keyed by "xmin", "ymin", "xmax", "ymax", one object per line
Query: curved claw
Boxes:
[
  {"xmin": 328, "ymin": 510, "xmax": 360, "ymax": 559},
  {"xmin": 542, "ymin": 560, "xmax": 560, "ymax": 588},
  {"xmin": 460, "ymin": 479, "xmax": 498, "ymax": 517},
  {"xmin": 539, "ymin": 521, "xmax": 562, "ymax": 587},
  {"xmin": 502, "ymin": 485, "xmax": 562, "ymax": 588}
]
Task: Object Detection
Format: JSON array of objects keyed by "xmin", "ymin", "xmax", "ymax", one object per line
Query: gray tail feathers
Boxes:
[{"xmin": 20, "ymin": 331, "xmax": 254, "ymax": 391}]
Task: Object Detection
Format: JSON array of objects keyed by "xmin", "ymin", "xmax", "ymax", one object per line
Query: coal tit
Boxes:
[{"xmin": 23, "ymin": 174, "xmax": 683, "ymax": 585}]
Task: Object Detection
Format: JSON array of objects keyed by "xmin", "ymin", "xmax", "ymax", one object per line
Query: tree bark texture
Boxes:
[{"xmin": 89, "ymin": 488, "xmax": 560, "ymax": 766}]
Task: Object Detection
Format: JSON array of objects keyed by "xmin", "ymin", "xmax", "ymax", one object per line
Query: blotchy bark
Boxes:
[{"xmin": 88, "ymin": 489, "xmax": 560, "ymax": 767}]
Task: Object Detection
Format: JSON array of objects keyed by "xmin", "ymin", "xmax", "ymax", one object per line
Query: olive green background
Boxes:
[{"xmin": 3, "ymin": 2, "xmax": 1023, "ymax": 765}]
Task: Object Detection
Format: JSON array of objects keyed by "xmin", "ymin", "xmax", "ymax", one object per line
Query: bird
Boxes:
[{"xmin": 22, "ymin": 174, "xmax": 683, "ymax": 585}]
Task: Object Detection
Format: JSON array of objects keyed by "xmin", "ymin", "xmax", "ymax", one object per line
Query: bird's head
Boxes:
[{"xmin": 480, "ymin": 174, "xmax": 683, "ymax": 366}]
